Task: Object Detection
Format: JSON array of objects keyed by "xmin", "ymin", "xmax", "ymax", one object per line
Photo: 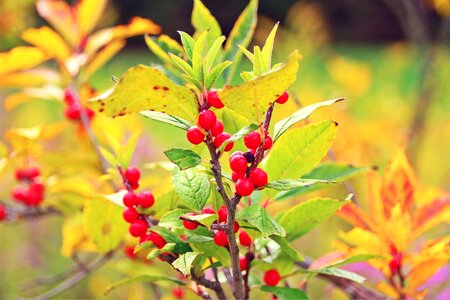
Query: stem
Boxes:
[{"xmin": 0, "ymin": 201, "xmax": 61, "ymax": 223}]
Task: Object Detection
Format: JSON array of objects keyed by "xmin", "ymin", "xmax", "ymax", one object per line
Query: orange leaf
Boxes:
[
  {"xmin": 21, "ymin": 26, "xmax": 71, "ymax": 62},
  {"xmin": 413, "ymin": 195, "xmax": 450, "ymax": 237},
  {"xmin": 0, "ymin": 47, "xmax": 48, "ymax": 76},
  {"xmin": 0, "ymin": 68, "xmax": 59, "ymax": 88},
  {"xmin": 84, "ymin": 40, "xmax": 126, "ymax": 79},
  {"xmin": 337, "ymin": 202, "xmax": 371, "ymax": 230}
]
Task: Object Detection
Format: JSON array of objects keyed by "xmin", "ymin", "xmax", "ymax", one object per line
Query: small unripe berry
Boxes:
[
  {"xmin": 202, "ymin": 207, "xmax": 215, "ymax": 214},
  {"xmin": 213, "ymin": 133, "xmax": 233, "ymax": 151},
  {"xmin": 123, "ymin": 191, "xmax": 138, "ymax": 207},
  {"xmin": 239, "ymin": 230, "xmax": 252, "ymax": 247},
  {"xmin": 172, "ymin": 287, "xmax": 185, "ymax": 299},
  {"xmin": 0, "ymin": 204, "xmax": 7, "ymax": 221},
  {"xmin": 275, "ymin": 91, "xmax": 289, "ymax": 104},
  {"xmin": 187, "ymin": 127, "xmax": 205, "ymax": 145},
  {"xmin": 263, "ymin": 135, "xmax": 273, "ymax": 150},
  {"xmin": 210, "ymin": 120, "xmax": 224, "ymax": 137},
  {"xmin": 244, "ymin": 131, "xmax": 262, "ymax": 149},
  {"xmin": 234, "ymin": 221, "xmax": 240, "ymax": 233},
  {"xmin": 239, "ymin": 256, "xmax": 247, "ymax": 271},
  {"xmin": 264, "ymin": 269, "xmax": 281, "ymax": 286},
  {"xmin": 214, "ymin": 230, "xmax": 228, "ymax": 247},
  {"xmin": 124, "ymin": 167, "xmax": 140, "ymax": 184},
  {"xmin": 232, "ymin": 171, "xmax": 244, "ymax": 182},
  {"xmin": 138, "ymin": 191, "xmax": 155, "ymax": 208},
  {"xmin": 207, "ymin": 90, "xmax": 224, "ymax": 109},
  {"xmin": 229, "ymin": 155, "xmax": 248, "ymax": 174},
  {"xmin": 129, "ymin": 219, "xmax": 148, "ymax": 237},
  {"xmin": 148, "ymin": 231, "xmax": 167, "ymax": 249},
  {"xmin": 249, "ymin": 168, "xmax": 268, "ymax": 187},
  {"xmin": 183, "ymin": 213, "xmax": 199, "ymax": 230},
  {"xmin": 123, "ymin": 207, "xmax": 140, "ymax": 223},
  {"xmin": 235, "ymin": 178, "xmax": 254, "ymax": 196},
  {"xmin": 218, "ymin": 205, "xmax": 227, "ymax": 223},
  {"xmin": 198, "ymin": 110, "xmax": 217, "ymax": 130},
  {"xmin": 243, "ymin": 151, "xmax": 255, "ymax": 163}
]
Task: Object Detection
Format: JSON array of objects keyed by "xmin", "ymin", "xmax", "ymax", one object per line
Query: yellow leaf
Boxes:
[
  {"xmin": 218, "ymin": 50, "xmax": 301, "ymax": 123},
  {"xmin": 21, "ymin": 26, "xmax": 71, "ymax": 61},
  {"xmin": 76, "ymin": 0, "xmax": 107, "ymax": 36},
  {"xmin": 61, "ymin": 214, "xmax": 97, "ymax": 257},
  {"xmin": 0, "ymin": 68, "xmax": 60, "ymax": 88},
  {"xmin": 0, "ymin": 46, "xmax": 48, "ymax": 76},
  {"xmin": 413, "ymin": 195, "xmax": 450, "ymax": 237},
  {"xmin": 4, "ymin": 85, "xmax": 63, "ymax": 110},
  {"xmin": 376, "ymin": 282, "xmax": 399, "ymax": 298},
  {"xmin": 84, "ymin": 39, "xmax": 126, "ymax": 79},
  {"xmin": 339, "ymin": 227, "xmax": 386, "ymax": 255},
  {"xmin": 89, "ymin": 65, "xmax": 199, "ymax": 122}
]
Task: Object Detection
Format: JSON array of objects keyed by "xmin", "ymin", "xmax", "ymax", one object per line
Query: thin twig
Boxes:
[{"xmin": 0, "ymin": 202, "xmax": 61, "ymax": 223}]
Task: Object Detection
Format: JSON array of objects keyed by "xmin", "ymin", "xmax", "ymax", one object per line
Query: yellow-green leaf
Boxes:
[{"xmin": 192, "ymin": 0, "xmax": 222, "ymax": 47}]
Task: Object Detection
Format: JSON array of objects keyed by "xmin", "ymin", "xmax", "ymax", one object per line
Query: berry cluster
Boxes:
[
  {"xmin": 0, "ymin": 204, "xmax": 6, "ymax": 221},
  {"xmin": 63, "ymin": 89, "xmax": 95, "ymax": 122},
  {"xmin": 11, "ymin": 167, "xmax": 45, "ymax": 206},
  {"xmin": 120, "ymin": 167, "xmax": 167, "ymax": 249},
  {"xmin": 186, "ymin": 90, "xmax": 234, "ymax": 151}
]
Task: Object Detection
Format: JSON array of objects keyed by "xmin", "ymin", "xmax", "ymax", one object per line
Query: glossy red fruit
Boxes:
[
  {"xmin": 0, "ymin": 204, "xmax": 7, "ymax": 220},
  {"xmin": 239, "ymin": 256, "xmax": 247, "ymax": 271},
  {"xmin": 249, "ymin": 168, "xmax": 268, "ymax": 187},
  {"xmin": 207, "ymin": 90, "xmax": 224, "ymax": 109},
  {"xmin": 138, "ymin": 191, "xmax": 155, "ymax": 208},
  {"xmin": 229, "ymin": 155, "xmax": 248, "ymax": 174},
  {"xmin": 15, "ymin": 168, "xmax": 40, "ymax": 181},
  {"xmin": 214, "ymin": 133, "xmax": 234, "ymax": 151},
  {"xmin": 123, "ymin": 191, "xmax": 138, "ymax": 207},
  {"xmin": 27, "ymin": 183, "xmax": 44, "ymax": 205},
  {"xmin": 12, "ymin": 187, "xmax": 28, "ymax": 202},
  {"xmin": 123, "ymin": 207, "xmax": 140, "ymax": 223},
  {"xmin": 214, "ymin": 230, "xmax": 228, "ymax": 247},
  {"xmin": 244, "ymin": 131, "xmax": 262, "ymax": 149},
  {"xmin": 148, "ymin": 231, "xmax": 167, "ymax": 249},
  {"xmin": 123, "ymin": 246, "xmax": 137, "ymax": 259},
  {"xmin": 235, "ymin": 178, "xmax": 254, "ymax": 196},
  {"xmin": 218, "ymin": 205, "xmax": 227, "ymax": 222},
  {"xmin": 64, "ymin": 104, "xmax": 81, "ymax": 120},
  {"xmin": 187, "ymin": 126, "xmax": 205, "ymax": 145},
  {"xmin": 264, "ymin": 269, "xmax": 281, "ymax": 286},
  {"xmin": 124, "ymin": 167, "xmax": 140, "ymax": 184},
  {"xmin": 130, "ymin": 182, "xmax": 139, "ymax": 190},
  {"xmin": 198, "ymin": 110, "xmax": 217, "ymax": 130},
  {"xmin": 263, "ymin": 135, "xmax": 273, "ymax": 150},
  {"xmin": 275, "ymin": 91, "xmax": 289, "ymax": 104},
  {"xmin": 172, "ymin": 287, "xmax": 186, "ymax": 299},
  {"xmin": 210, "ymin": 120, "xmax": 224, "ymax": 137},
  {"xmin": 239, "ymin": 230, "xmax": 252, "ymax": 247},
  {"xmin": 234, "ymin": 221, "xmax": 240, "ymax": 233},
  {"xmin": 229, "ymin": 151, "xmax": 243, "ymax": 161},
  {"xmin": 129, "ymin": 219, "xmax": 148, "ymax": 237},
  {"xmin": 232, "ymin": 171, "xmax": 244, "ymax": 182},
  {"xmin": 201, "ymin": 207, "xmax": 215, "ymax": 214},
  {"xmin": 183, "ymin": 213, "xmax": 199, "ymax": 230}
]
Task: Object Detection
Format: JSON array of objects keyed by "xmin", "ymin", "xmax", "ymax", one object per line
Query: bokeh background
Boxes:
[{"xmin": 1, "ymin": 0, "xmax": 449, "ymax": 299}]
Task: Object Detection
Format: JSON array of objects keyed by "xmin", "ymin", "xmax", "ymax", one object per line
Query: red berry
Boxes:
[
  {"xmin": 239, "ymin": 230, "xmax": 252, "ymax": 247},
  {"xmin": 148, "ymin": 231, "xmax": 167, "ymax": 249},
  {"xmin": 123, "ymin": 191, "xmax": 138, "ymax": 207},
  {"xmin": 65, "ymin": 104, "xmax": 81, "ymax": 120},
  {"xmin": 64, "ymin": 89, "xmax": 76, "ymax": 105},
  {"xmin": 264, "ymin": 269, "xmax": 281, "ymax": 286},
  {"xmin": 207, "ymin": 90, "xmax": 224, "ymax": 109},
  {"xmin": 239, "ymin": 256, "xmax": 247, "ymax": 271},
  {"xmin": 129, "ymin": 219, "xmax": 148, "ymax": 237},
  {"xmin": 198, "ymin": 110, "xmax": 217, "ymax": 130},
  {"xmin": 249, "ymin": 168, "xmax": 268, "ymax": 187},
  {"xmin": 232, "ymin": 171, "xmax": 244, "ymax": 182},
  {"xmin": 229, "ymin": 155, "xmax": 248, "ymax": 174},
  {"xmin": 0, "ymin": 204, "xmax": 7, "ymax": 220},
  {"xmin": 234, "ymin": 221, "xmax": 240, "ymax": 233},
  {"xmin": 275, "ymin": 91, "xmax": 289, "ymax": 104},
  {"xmin": 123, "ymin": 207, "xmax": 140, "ymax": 223},
  {"xmin": 214, "ymin": 133, "xmax": 233, "ymax": 151},
  {"xmin": 389, "ymin": 252, "xmax": 402, "ymax": 274},
  {"xmin": 263, "ymin": 135, "xmax": 273, "ymax": 150},
  {"xmin": 187, "ymin": 126, "xmax": 205, "ymax": 145},
  {"xmin": 172, "ymin": 287, "xmax": 185, "ymax": 299},
  {"xmin": 124, "ymin": 167, "xmax": 140, "ymax": 184},
  {"xmin": 86, "ymin": 107, "xmax": 95, "ymax": 120},
  {"xmin": 27, "ymin": 183, "xmax": 44, "ymax": 205},
  {"xmin": 15, "ymin": 168, "xmax": 40, "ymax": 181},
  {"xmin": 235, "ymin": 178, "xmax": 254, "ymax": 196},
  {"xmin": 202, "ymin": 207, "xmax": 215, "ymax": 214},
  {"xmin": 130, "ymin": 181, "xmax": 139, "ymax": 190},
  {"xmin": 123, "ymin": 246, "xmax": 137, "ymax": 259},
  {"xmin": 210, "ymin": 120, "xmax": 224, "ymax": 137},
  {"xmin": 229, "ymin": 151, "xmax": 243, "ymax": 161},
  {"xmin": 12, "ymin": 187, "xmax": 28, "ymax": 203},
  {"xmin": 218, "ymin": 205, "xmax": 227, "ymax": 223},
  {"xmin": 244, "ymin": 131, "xmax": 262, "ymax": 149},
  {"xmin": 183, "ymin": 213, "xmax": 199, "ymax": 230},
  {"xmin": 214, "ymin": 230, "xmax": 228, "ymax": 247},
  {"xmin": 138, "ymin": 191, "xmax": 155, "ymax": 208}
]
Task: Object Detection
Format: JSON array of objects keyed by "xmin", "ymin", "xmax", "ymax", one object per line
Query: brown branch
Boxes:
[{"xmin": 0, "ymin": 201, "xmax": 61, "ymax": 223}]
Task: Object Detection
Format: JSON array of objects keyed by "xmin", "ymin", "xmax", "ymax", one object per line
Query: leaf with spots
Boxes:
[
  {"xmin": 83, "ymin": 196, "xmax": 128, "ymax": 253},
  {"xmin": 172, "ymin": 252, "xmax": 203, "ymax": 275},
  {"xmin": 218, "ymin": 51, "xmax": 301, "ymax": 123},
  {"xmin": 172, "ymin": 167, "xmax": 210, "ymax": 210},
  {"xmin": 89, "ymin": 64, "xmax": 199, "ymax": 123}
]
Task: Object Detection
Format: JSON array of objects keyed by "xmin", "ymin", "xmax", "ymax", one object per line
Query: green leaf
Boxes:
[
  {"xmin": 266, "ymin": 178, "xmax": 331, "ymax": 191},
  {"xmin": 205, "ymin": 60, "xmax": 232, "ymax": 90},
  {"xmin": 191, "ymin": 242, "xmax": 230, "ymax": 267},
  {"xmin": 275, "ymin": 163, "xmax": 370, "ymax": 200},
  {"xmin": 240, "ymin": 71, "xmax": 255, "ymax": 82},
  {"xmin": 219, "ymin": 123, "xmax": 259, "ymax": 152},
  {"xmin": 104, "ymin": 275, "xmax": 186, "ymax": 296},
  {"xmin": 270, "ymin": 235, "xmax": 303, "ymax": 261},
  {"xmin": 178, "ymin": 31, "xmax": 195, "ymax": 60},
  {"xmin": 169, "ymin": 53, "xmax": 195, "ymax": 77},
  {"xmin": 164, "ymin": 148, "xmax": 202, "ymax": 170},
  {"xmin": 159, "ymin": 208, "xmax": 189, "ymax": 228},
  {"xmin": 239, "ymin": 205, "xmax": 285, "ymax": 237},
  {"xmin": 325, "ymin": 254, "xmax": 384, "ymax": 268},
  {"xmin": 311, "ymin": 267, "xmax": 366, "ymax": 283},
  {"xmin": 192, "ymin": 0, "xmax": 222, "ymax": 47},
  {"xmin": 278, "ymin": 198, "xmax": 348, "ymax": 241},
  {"xmin": 151, "ymin": 226, "xmax": 192, "ymax": 254},
  {"xmin": 172, "ymin": 252, "xmax": 203, "ymax": 275},
  {"xmin": 89, "ymin": 65, "xmax": 198, "ymax": 122},
  {"xmin": 261, "ymin": 23, "xmax": 279, "ymax": 69},
  {"xmin": 273, "ymin": 98, "xmax": 344, "ymax": 141},
  {"xmin": 253, "ymin": 45, "xmax": 266, "ymax": 75},
  {"xmin": 263, "ymin": 120, "xmax": 337, "ymax": 181},
  {"xmin": 238, "ymin": 45, "xmax": 254, "ymax": 63},
  {"xmin": 192, "ymin": 31, "xmax": 208, "ymax": 83},
  {"xmin": 145, "ymin": 35, "xmax": 171, "ymax": 64},
  {"xmin": 83, "ymin": 196, "xmax": 128, "ymax": 253},
  {"xmin": 218, "ymin": 51, "xmax": 301, "ymax": 123},
  {"xmin": 184, "ymin": 213, "xmax": 217, "ymax": 227},
  {"xmin": 117, "ymin": 132, "xmax": 140, "ymax": 169},
  {"xmin": 260, "ymin": 286, "xmax": 308, "ymax": 300},
  {"xmin": 139, "ymin": 111, "xmax": 193, "ymax": 130},
  {"xmin": 205, "ymin": 36, "xmax": 226, "ymax": 72},
  {"xmin": 223, "ymin": 0, "xmax": 258, "ymax": 81},
  {"xmin": 172, "ymin": 168, "xmax": 210, "ymax": 210}
]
